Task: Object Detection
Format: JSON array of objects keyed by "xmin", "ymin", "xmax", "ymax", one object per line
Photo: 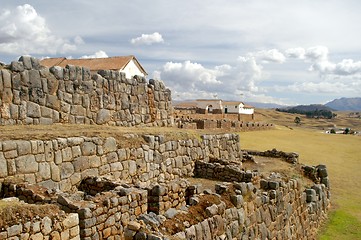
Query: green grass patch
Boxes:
[
  {"xmin": 319, "ymin": 210, "xmax": 361, "ymax": 240},
  {"xmin": 240, "ymin": 127, "xmax": 361, "ymax": 239}
]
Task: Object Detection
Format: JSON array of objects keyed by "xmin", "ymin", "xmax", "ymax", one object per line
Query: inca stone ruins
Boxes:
[{"xmin": 0, "ymin": 56, "xmax": 330, "ymax": 240}]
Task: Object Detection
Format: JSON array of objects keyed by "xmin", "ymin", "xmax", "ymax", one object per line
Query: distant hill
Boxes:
[
  {"xmin": 325, "ymin": 97, "xmax": 361, "ymax": 111},
  {"xmin": 276, "ymin": 104, "xmax": 336, "ymax": 119},
  {"xmin": 281, "ymin": 104, "xmax": 334, "ymax": 112}
]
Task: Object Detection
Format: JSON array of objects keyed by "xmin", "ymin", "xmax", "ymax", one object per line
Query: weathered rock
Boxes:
[
  {"xmin": 27, "ymin": 101, "xmax": 41, "ymax": 118},
  {"xmin": 15, "ymin": 155, "xmax": 38, "ymax": 173},
  {"xmin": 164, "ymin": 208, "xmax": 178, "ymax": 219},
  {"xmin": 151, "ymin": 185, "xmax": 167, "ymax": 196},
  {"xmin": 0, "ymin": 153, "xmax": 8, "ymax": 177},
  {"xmin": 103, "ymin": 137, "xmax": 117, "ymax": 153},
  {"xmin": 205, "ymin": 204, "xmax": 219, "ymax": 217},
  {"xmin": 96, "ymin": 109, "xmax": 111, "ymax": 124},
  {"xmin": 81, "ymin": 142, "xmax": 96, "ymax": 156},
  {"xmin": 10, "ymin": 61, "xmax": 24, "ymax": 72},
  {"xmin": 230, "ymin": 195, "xmax": 244, "ymax": 208}
]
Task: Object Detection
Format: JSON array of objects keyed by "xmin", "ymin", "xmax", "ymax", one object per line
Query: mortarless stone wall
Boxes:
[
  {"xmin": 0, "ymin": 56, "xmax": 173, "ymax": 126},
  {"xmin": 0, "ymin": 133, "xmax": 242, "ymax": 191}
]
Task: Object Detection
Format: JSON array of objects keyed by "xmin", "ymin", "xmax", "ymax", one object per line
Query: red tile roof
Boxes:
[{"xmin": 40, "ymin": 55, "xmax": 147, "ymax": 75}]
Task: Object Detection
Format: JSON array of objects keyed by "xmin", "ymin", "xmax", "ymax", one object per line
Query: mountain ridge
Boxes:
[{"xmin": 325, "ymin": 97, "xmax": 361, "ymax": 111}]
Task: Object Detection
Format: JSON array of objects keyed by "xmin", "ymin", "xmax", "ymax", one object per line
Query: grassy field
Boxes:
[{"xmin": 240, "ymin": 112, "xmax": 361, "ymax": 239}]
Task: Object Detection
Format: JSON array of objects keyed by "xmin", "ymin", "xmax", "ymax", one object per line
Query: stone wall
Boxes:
[
  {"xmin": 0, "ymin": 56, "xmax": 173, "ymax": 126},
  {"xmin": 244, "ymin": 148, "xmax": 299, "ymax": 164},
  {"xmin": 146, "ymin": 179, "xmax": 189, "ymax": 215},
  {"xmin": 0, "ymin": 198, "xmax": 79, "ymax": 240},
  {"xmin": 172, "ymin": 180, "xmax": 329, "ymax": 239},
  {"xmin": 174, "ymin": 109, "xmax": 255, "ymax": 122},
  {"xmin": 0, "ymin": 134, "xmax": 241, "ymax": 191},
  {"xmin": 177, "ymin": 118, "xmax": 274, "ymax": 131},
  {"xmin": 64, "ymin": 186, "xmax": 147, "ymax": 240},
  {"xmin": 194, "ymin": 159, "xmax": 258, "ymax": 183}
]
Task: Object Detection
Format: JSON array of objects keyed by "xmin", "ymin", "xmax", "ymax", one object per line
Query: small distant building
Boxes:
[
  {"xmin": 40, "ymin": 55, "xmax": 147, "ymax": 79},
  {"xmin": 194, "ymin": 99, "xmax": 255, "ymax": 120},
  {"xmin": 222, "ymin": 101, "xmax": 254, "ymax": 115},
  {"xmin": 196, "ymin": 99, "xmax": 223, "ymax": 114}
]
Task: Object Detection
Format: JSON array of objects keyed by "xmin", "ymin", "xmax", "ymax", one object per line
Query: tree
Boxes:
[{"xmin": 294, "ymin": 116, "xmax": 301, "ymax": 125}]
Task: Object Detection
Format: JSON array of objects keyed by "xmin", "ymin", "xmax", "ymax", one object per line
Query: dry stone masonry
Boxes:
[
  {"xmin": 146, "ymin": 179, "xmax": 189, "ymax": 215},
  {"xmin": 194, "ymin": 159, "xmax": 258, "ymax": 182},
  {"xmin": 0, "ymin": 133, "xmax": 330, "ymax": 239},
  {"xmin": 177, "ymin": 118, "xmax": 274, "ymax": 131},
  {"xmin": 0, "ymin": 133, "xmax": 241, "ymax": 192},
  {"xmin": 0, "ymin": 210, "xmax": 79, "ymax": 240},
  {"xmin": 0, "ymin": 56, "xmax": 330, "ymax": 239},
  {"xmin": 170, "ymin": 179, "xmax": 329, "ymax": 240},
  {"xmin": 0, "ymin": 56, "xmax": 173, "ymax": 126}
]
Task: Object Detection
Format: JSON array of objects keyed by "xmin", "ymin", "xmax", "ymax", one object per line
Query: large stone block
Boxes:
[
  {"xmin": 17, "ymin": 140, "xmax": 32, "ymax": 156},
  {"xmin": 0, "ymin": 153, "xmax": 8, "ymax": 177},
  {"xmin": 10, "ymin": 61, "xmax": 24, "ymax": 72},
  {"xmin": 2, "ymin": 88, "xmax": 13, "ymax": 104},
  {"xmin": 1, "ymin": 69, "xmax": 12, "ymax": 88},
  {"xmin": 103, "ymin": 137, "xmax": 117, "ymax": 153},
  {"xmin": 73, "ymin": 157, "xmax": 90, "ymax": 172},
  {"xmin": 46, "ymin": 95, "xmax": 61, "ymax": 111},
  {"xmin": 29, "ymin": 70, "xmax": 42, "ymax": 88},
  {"xmin": 61, "ymin": 162, "xmax": 75, "ymax": 179},
  {"xmin": 38, "ymin": 162, "xmax": 51, "ymax": 180},
  {"xmin": 96, "ymin": 109, "xmax": 111, "ymax": 124},
  {"xmin": 15, "ymin": 155, "xmax": 38, "ymax": 173},
  {"xmin": 70, "ymin": 105, "xmax": 85, "ymax": 116},
  {"xmin": 63, "ymin": 213, "xmax": 79, "ymax": 229},
  {"xmin": 19, "ymin": 56, "xmax": 32, "ymax": 69},
  {"xmin": 50, "ymin": 66, "xmax": 64, "ymax": 80},
  {"xmin": 50, "ymin": 162, "xmax": 61, "ymax": 182},
  {"xmin": 81, "ymin": 142, "xmax": 96, "ymax": 156},
  {"xmin": 27, "ymin": 101, "xmax": 41, "ymax": 118},
  {"xmin": 61, "ymin": 147, "xmax": 73, "ymax": 162},
  {"xmin": 9, "ymin": 104, "xmax": 19, "ymax": 119}
]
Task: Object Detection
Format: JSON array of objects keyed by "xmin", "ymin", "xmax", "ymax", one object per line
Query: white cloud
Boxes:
[
  {"xmin": 236, "ymin": 56, "xmax": 263, "ymax": 92},
  {"xmin": 162, "ymin": 60, "xmax": 222, "ymax": 85},
  {"xmin": 157, "ymin": 55, "xmax": 270, "ymax": 101},
  {"xmin": 242, "ymin": 92, "xmax": 291, "ymax": 105},
  {"xmin": 333, "ymin": 59, "xmax": 361, "ymax": 75},
  {"xmin": 158, "ymin": 46, "xmax": 361, "ymax": 103},
  {"xmin": 0, "ymin": 4, "xmax": 81, "ymax": 55},
  {"xmin": 305, "ymin": 46, "xmax": 329, "ymax": 62},
  {"xmin": 80, "ymin": 50, "xmax": 108, "ymax": 59},
  {"xmin": 130, "ymin": 32, "xmax": 164, "ymax": 45},
  {"xmin": 156, "ymin": 60, "xmax": 227, "ymax": 99},
  {"xmin": 252, "ymin": 49, "xmax": 286, "ymax": 63},
  {"xmin": 285, "ymin": 47, "xmax": 305, "ymax": 59},
  {"xmin": 301, "ymin": 46, "xmax": 361, "ymax": 77}
]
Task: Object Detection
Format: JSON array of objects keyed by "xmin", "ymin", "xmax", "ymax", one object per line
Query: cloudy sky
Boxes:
[{"xmin": 1, "ymin": 1, "xmax": 361, "ymax": 105}]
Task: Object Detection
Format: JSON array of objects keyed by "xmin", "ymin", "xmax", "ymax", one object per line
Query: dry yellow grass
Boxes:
[
  {"xmin": 255, "ymin": 108, "xmax": 361, "ymax": 131},
  {"xmin": 239, "ymin": 122, "xmax": 361, "ymax": 239}
]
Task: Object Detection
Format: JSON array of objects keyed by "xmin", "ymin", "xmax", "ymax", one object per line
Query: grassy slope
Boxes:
[{"xmin": 240, "ymin": 116, "xmax": 361, "ymax": 239}]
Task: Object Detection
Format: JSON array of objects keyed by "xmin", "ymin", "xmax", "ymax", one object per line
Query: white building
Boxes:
[
  {"xmin": 195, "ymin": 99, "xmax": 254, "ymax": 117},
  {"xmin": 195, "ymin": 99, "xmax": 223, "ymax": 114},
  {"xmin": 222, "ymin": 101, "xmax": 254, "ymax": 114},
  {"xmin": 40, "ymin": 55, "xmax": 147, "ymax": 79}
]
